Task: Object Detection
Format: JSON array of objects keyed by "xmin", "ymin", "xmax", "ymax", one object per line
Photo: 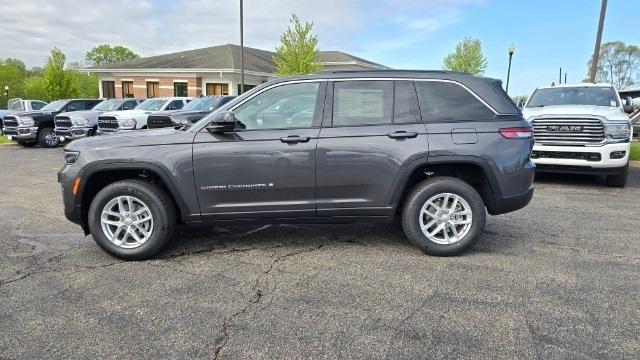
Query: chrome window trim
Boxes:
[{"xmin": 195, "ymin": 77, "xmax": 507, "ymax": 132}]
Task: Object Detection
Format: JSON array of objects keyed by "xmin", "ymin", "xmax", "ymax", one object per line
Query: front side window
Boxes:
[
  {"xmin": 526, "ymin": 86, "xmax": 620, "ymax": 108},
  {"xmin": 233, "ymin": 82, "xmax": 319, "ymax": 130},
  {"xmin": 416, "ymin": 81, "xmax": 494, "ymax": 122},
  {"xmin": 136, "ymin": 99, "xmax": 166, "ymax": 111},
  {"xmin": 32, "ymin": 101, "xmax": 47, "ymax": 110},
  {"xmin": 332, "ymin": 81, "xmax": 392, "ymax": 126},
  {"xmin": 174, "ymin": 82, "xmax": 188, "ymax": 97},
  {"xmin": 167, "ymin": 100, "xmax": 185, "ymax": 110}
]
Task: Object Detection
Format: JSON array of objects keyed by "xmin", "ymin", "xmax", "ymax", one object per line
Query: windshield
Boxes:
[
  {"xmin": 183, "ymin": 97, "xmax": 220, "ymax": 111},
  {"xmin": 40, "ymin": 100, "xmax": 68, "ymax": 112},
  {"xmin": 8, "ymin": 99, "xmax": 24, "ymax": 111},
  {"xmin": 527, "ymin": 87, "xmax": 620, "ymax": 108},
  {"xmin": 92, "ymin": 99, "xmax": 120, "ymax": 111},
  {"xmin": 136, "ymin": 99, "xmax": 167, "ymax": 111}
]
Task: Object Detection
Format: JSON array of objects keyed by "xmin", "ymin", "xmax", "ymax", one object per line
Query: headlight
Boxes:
[
  {"xmin": 605, "ymin": 124, "xmax": 630, "ymax": 140},
  {"xmin": 179, "ymin": 119, "xmax": 189, "ymax": 126},
  {"xmin": 119, "ymin": 118, "xmax": 137, "ymax": 129},
  {"xmin": 17, "ymin": 116, "xmax": 34, "ymax": 126},
  {"xmin": 64, "ymin": 151, "xmax": 80, "ymax": 164},
  {"xmin": 71, "ymin": 117, "xmax": 89, "ymax": 127}
]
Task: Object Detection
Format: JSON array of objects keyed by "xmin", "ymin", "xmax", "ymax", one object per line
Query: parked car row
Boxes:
[{"xmin": 1, "ymin": 95, "xmax": 235, "ymax": 147}]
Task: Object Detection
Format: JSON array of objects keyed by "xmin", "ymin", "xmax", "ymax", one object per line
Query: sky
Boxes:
[{"xmin": 0, "ymin": 0, "xmax": 637, "ymax": 96}]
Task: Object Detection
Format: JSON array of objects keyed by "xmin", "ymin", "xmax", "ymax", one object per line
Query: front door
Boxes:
[
  {"xmin": 316, "ymin": 80, "xmax": 428, "ymax": 217},
  {"xmin": 193, "ymin": 81, "xmax": 326, "ymax": 219}
]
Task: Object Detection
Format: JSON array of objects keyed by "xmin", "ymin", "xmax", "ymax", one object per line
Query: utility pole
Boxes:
[
  {"xmin": 589, "ymin": 0, "xmax": 607, "ymax": 83},
  {"xmin": 240, "ymin": 0, "xmax": 245, "ymax": 95},
  {"xmin": 559, "ymin": 68, "xmax": 562, "ymax": 84},
  {"xmin": 505, "ymin": 44, "xmax": 515, "ymax": 94},
  {"xmin": 564, "ymin": 73, "xmax": 567, "ymax": 84}
]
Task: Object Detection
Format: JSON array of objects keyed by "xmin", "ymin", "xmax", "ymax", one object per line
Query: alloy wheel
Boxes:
[
  {"xmin": 100, "ymin": 196, "xmax": 154, "ymax": 249},
  {"xmin": 418, "ymin": 192, "xmax": 473, "ymax": 245}
]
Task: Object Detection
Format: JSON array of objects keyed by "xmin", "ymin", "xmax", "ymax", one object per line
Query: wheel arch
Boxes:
[
  {"xmin": 390, "ymin": 156, "xmax": 502, "ymax": 215},
  {"xmin": 76, "ymin": 162, "xmax": 193, "ymax": 232}
]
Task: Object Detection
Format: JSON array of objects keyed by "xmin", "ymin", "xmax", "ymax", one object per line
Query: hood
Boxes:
[
  {"xmin": 102, "ymin": 109, "xmax": 152, "ymax": 118},
  {"xmin": 154, "ymin": 109, "xmax": 208, "ymax": 118},
  {"xmin": 7, "ymin": 110, "xmax": 56, "ymax": 118},
  {"xmin": 57, "ymin": 109, "xmax": 99, "ymax": 118},
  {"xmin": 65, "ymin": 128, "xmax": 196, "ymax": 151},
  {"xmin": 522, "ymin": 105, "xmax": 629, "ymax": 121}
]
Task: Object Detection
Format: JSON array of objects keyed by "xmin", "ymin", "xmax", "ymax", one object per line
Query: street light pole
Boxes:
[
  {"xmin": 505, "ymin": 44, "xmax": 515, "ymax": 94},
  {"xmin": 240, "ymin": 0, "xmax": 245, "ymax": 95},
  {"xmin": 3, "ymin": 85, "xmax": 8, "ymax": 108},
  {"xmin": 589, "ymin": 0, "xmax": 607, "ymax": 83}
]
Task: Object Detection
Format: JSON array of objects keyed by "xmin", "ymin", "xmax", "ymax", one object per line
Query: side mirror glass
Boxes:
[
  {"xmin": 623, "ymin": 96, "xmax": 634, "ymax": 114},
  {"xmin": 206, "ymin": 111, "xmax": 236, "ymax": 133}
]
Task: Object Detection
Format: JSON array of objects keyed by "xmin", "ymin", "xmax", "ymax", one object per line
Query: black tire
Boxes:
[
  {"xmin": 88, "ymin": 180, "xmax": 176, "ymax": 260},
  {"xmin": 17, "ymin": 141, "xmax": 36, "ymax": 147},
  {"xmin": 401, "ymin": 176, "xmax": 486, "ymax": 256},
  {"xmin": 606, "ymin": 165, "xmax": 628, "ymax": 188},
  {"xmin": 37, "ymin": 127, "xmax": 60, "ymax": 148}
]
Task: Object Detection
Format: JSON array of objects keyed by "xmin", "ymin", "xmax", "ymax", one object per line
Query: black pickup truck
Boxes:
[
  {"xmin": 147, "ymin": 96, "xmax": 236, "ymax": 129},
  {"xmin": 3, "ymin": 99, "xmax": 102, "ymax": 147}
]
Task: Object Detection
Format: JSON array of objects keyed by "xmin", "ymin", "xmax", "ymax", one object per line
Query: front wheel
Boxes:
[
  {"xmin": 88, "ymin": 180, "xmax": 176, "ymax": 260},
  {"xmin": 402, "ymin": 177, "xmax": 486, "ymax": 256},
  {"xmin": 37, "ymin": 127, "xmax": 60, "ymax": 148},
  {"xmin": 606, "ymin": 165, "xmax": 628, "ymax": 188}
]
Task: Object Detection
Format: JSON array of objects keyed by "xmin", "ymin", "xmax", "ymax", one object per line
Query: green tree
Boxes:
[
  {"xmin": 23, "ymin": 76, "xmax": 47, "ymax": 100},
  {"xmin": 274, "ymin": 14, "xmax": 322, "ymax": 76},
  {"xmin": 442, "ymin": 37, "xmax": 488, "ymax": 75},
  {"xmin": 68, "ymin": 62, "xmax": 99, "ymax": 98},
  {"xmin": 85, "ymin": 44, "xmax": 140, "ymax": 66},
  {"xmin": 0, "ymin": 58, "xmax": 27, "ymax": 107},
  {"xmin": 43, "ymin": 48, "xmax": 77, "ymax": 100},
  {"xmin": 587, "ymin": 41, "xmax": 640, "ymax": 89}
]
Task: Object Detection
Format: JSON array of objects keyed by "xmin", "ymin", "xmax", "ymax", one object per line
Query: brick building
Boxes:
[{"xmin": 85, "ymin": 44, "xmax": 387, "ymax": 98}]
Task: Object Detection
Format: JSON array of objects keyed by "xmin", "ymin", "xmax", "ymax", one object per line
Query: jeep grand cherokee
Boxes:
[{"xmin": 59, "ymin": 70, "xmax": 535, "ymax": 260}]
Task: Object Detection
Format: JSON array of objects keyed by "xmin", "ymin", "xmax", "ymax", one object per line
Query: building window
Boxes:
[
  {"xmin": 121, "ymin": 81, "xmax": 134, "ymax": 98},
  {"xmin": 102, "ymin": 81, "xmax": 115, "ymax": 98},
  {"xmin": 174, "ymin": 82, "xmax": 188, "ymax": 97},
  {"xmin": 237, "ymin": 84, "xmax": 256, "ymax": 95},
  {"xmin": 206, "ymin": 83, "xmax": 229, "ymax": 96},
  {"xmin": 147, "ymin": 82, "xmax": 159, "ymax": 98}
]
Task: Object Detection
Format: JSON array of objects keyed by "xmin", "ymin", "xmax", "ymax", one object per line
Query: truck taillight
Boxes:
[{"xmin": 499, "ymin": 127, "xmax": 533, "ymax": 139}]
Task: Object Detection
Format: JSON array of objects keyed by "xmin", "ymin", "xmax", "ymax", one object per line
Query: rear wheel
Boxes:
[
  {"xmin": 88, "ymin": 180, "xmax": 176, "ymax": 260},
  {"xmin": 402, "ymin": 177, "xmax": 486, "ymax": 256},
  {"xmin": 17, "ymin": 141, "xmax": 36, "ymax": 147},
  {"xmin": 606, "ymin": 165, "xmax": 628, "ymax": 188},
  {"xmin": 37, "ymin": 127, "xmax": 60, "ymax": 148}
]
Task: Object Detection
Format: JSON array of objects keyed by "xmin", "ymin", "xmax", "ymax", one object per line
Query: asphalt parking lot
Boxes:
[{"xmin": 0, "ymin": 144, "xmax": 638, "ymax": 359}]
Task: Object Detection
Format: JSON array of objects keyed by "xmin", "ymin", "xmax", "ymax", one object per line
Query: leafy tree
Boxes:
[
  {"xmin": 587, "ymin": 41, "xmax": 640, "ymax": 89},
  {"xmin": 274, "ymin": 14, "xmax": 322, "ymax": 76},
  {"xmin": 85, "ymin": 44, "xmax": 140, "ymax": 66},
  {"xmin": 68, "ymin": 62, "xmax": 99, "ymax": 98},
  {"xmin": 442, "ymin": 37, "xmax": 488, "ymax": 75},
  {"xmin": 23, "ymin": 76, "xmax": 47, "ymax": 101},
  {"xmin": 0, "ymin": 58, "xmax": 27, "ymax": 107},
  {"xmin": 43, "ymin": 48, "xmax": 77, "ymax": 100}
]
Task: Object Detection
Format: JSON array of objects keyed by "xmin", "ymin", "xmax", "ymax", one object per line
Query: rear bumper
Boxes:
[{"xmin": 489, "ymin": 187, "xmax": 534, "ymax": 215}]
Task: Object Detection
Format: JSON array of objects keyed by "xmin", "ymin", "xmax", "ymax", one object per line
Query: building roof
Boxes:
[{"xmin": 87, "ymin": 44, "xmax": 386, "ymax": 73}]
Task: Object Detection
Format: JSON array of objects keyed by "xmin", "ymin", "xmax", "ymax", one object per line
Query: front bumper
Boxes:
[
  {"xmin": 58, "ymin": 164, "xmax": 84, "ymax": 228},
  {"xmin": 531, "ymin": 142, "xmax": 630, "ymax": 170},
  {"xmin": 55, "ymin": 127, "xmax": 92, "ymax": 140},
  {"xmin": 2, "ymin": 126, "xmax": 38, "ymax": 140}
]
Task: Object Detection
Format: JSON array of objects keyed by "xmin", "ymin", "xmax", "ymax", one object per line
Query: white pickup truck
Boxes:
[
  {"xmin": 1, "ymin": 98, "xmax": 48, "ymax": 134},
  {"xmin": 522, "ymin": 83, "xmax": 633, "ymax": 187}
]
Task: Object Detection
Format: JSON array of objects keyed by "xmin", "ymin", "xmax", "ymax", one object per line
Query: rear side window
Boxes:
[
  {"xmin": 332, "ymin": 81, "xmax": 392, "ymax": 126},
  {"xmin": 415, "ymin": 81, "xmax": 494, "ymax": 122}
]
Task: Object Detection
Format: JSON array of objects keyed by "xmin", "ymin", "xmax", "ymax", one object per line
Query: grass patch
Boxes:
[
  {"xmin": 0, "ymin": 135, "xmax": 10, "ymax": 144},
  {"xmin": 631, "ymin": 142, "xmax": 640, "ymax": 161}
]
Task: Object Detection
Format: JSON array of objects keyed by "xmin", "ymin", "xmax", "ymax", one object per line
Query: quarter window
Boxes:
[
  {"xmin": 332, "ymin": 81, "xmax": 392, "ymax": 126},
  {"xmin": 233, "ymin": 82, "xmax": 320, "ymax": 130},
  {"xmin": 415, "ymin": 81, "xmax": 494, "ymax": 122}
]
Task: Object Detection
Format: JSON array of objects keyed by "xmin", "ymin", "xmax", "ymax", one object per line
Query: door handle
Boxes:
[
  {"xmin": 387, "ymin": 131, "xmax": 418, "ymax": 139},
  {"xmin": 280, "ymin": 135, "xmax": 311, "ymax": 143}
]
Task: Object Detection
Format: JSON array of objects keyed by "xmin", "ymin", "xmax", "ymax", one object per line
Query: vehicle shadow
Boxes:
[{"xmin": 533, "ymin": 164, "xmax": 640, "ymax": 190}]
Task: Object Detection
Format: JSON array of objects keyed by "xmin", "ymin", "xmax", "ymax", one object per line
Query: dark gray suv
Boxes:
[{"xmin": 59, "ymin": 70, "xmax": 535, "ymax": 260}]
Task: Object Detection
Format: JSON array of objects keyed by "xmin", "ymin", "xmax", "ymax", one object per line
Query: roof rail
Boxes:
[{"xmin": 318, "ymin": 69, "xmax": 471, "ymax": 76}]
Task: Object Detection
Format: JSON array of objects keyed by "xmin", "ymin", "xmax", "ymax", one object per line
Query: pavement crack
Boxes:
[{"xmin": 213, "ymin": 243, "xmax": 324, "ymax": 359}]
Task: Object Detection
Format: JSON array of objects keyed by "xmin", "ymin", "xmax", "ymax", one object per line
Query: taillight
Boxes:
[{"xmin": 499, "ymin": 127, "xmax": 533, "ymax": 139}]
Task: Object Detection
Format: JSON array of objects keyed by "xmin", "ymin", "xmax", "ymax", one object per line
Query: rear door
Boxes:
[{"xmin": 315, "ymin": 80, "xmax": 428, "ymax": 217}]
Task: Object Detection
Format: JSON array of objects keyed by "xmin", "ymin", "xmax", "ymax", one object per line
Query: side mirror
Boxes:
[
  {"xmin": 623, "ymin": 96, "xmax": 634, "ymax": 114},
  {"xmin": 206, "ymin": 111, "xmax": 236, "ymax": 133}
]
